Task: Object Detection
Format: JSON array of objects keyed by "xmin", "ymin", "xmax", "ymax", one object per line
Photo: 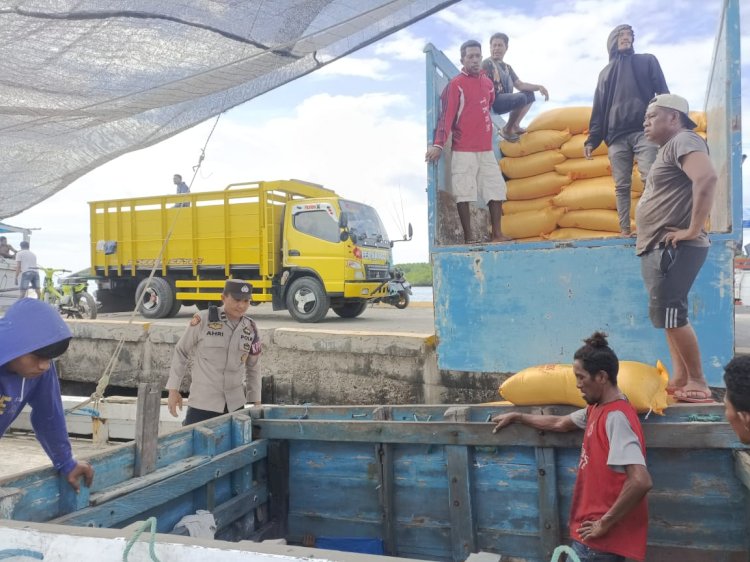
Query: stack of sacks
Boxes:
[
  {"xmin": 497, "ymin": 108, "xmax": 707, "ymax": 241},
  {"xmin": 498, "ymin": 108, "xmax": 591, "ymax": 241},
  {"xmin": 499, "ymin": 360, "xmax": 670, "ymax": 414}
]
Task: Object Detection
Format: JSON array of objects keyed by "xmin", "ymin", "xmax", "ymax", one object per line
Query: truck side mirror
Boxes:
[
  {"xmin": 339, "ymin": 212, "xmax": 348, "ymax": 229},
  {"xmin": 407, "ymin": 223, "xmax": 413, "ymax": 240},
  {"xmin": 340, "ymin": 231, "xmax": 350, "ymax": 242}
]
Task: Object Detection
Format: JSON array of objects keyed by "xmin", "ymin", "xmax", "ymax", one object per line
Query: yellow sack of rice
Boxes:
[
  {"xmin": 499, "ymin": 360, "xmax": 669, "ymax": 414},
  {"xmin": 500, "ymin": 150, "xmax": 566, "ymax": 179},
  {"xmin": 554, "ymin": 155, "xmax": 611, "ymax": 180},
  {"xmin": 527, "ymin": 107, "xmax": 592, "ymax": 135},
  {"xmin": 501, "ymin": 207, "xmax": 565, "ymax": 239},
  {"xmin": 503, "ymin": 195, "xmax": 554, "ymax": 215},
  {"xmin": 500, "ymin": 129, "xmax": 572, "ymax": 158},
  {"xmin": 558, "ymin": 209, "xmax": 626, "ymax": 232},
  {"xmin": 690, "ymin": 111, "xmax": 707, "ymax": 132},
  {"xmin": 506, "ymin": 171, "xmax": 571, "ymax": 200},
  {"xmin": 546, "ymin": 228, "xmax": 619, "ymax": 240},
  {"xmin": 552, "ymin": 177, "xmax": 616, "ymax": 210},
  {"xmin": 560, "ymin": 134, "xmax": 608, "ymax": 159}
]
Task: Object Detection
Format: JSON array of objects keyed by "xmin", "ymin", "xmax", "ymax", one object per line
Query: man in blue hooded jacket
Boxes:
[{"xmin": 0, "ymin": 298, "xmax": 94, "ymax": 491}]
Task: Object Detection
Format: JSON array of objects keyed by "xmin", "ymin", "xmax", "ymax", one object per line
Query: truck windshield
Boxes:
[{"xmin": 339, "ymin": 200, "xmax": 390, "ymax": 247}]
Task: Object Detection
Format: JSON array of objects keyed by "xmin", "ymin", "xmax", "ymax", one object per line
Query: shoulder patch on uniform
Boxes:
[{"xmin": 190, "ymin": 313, "xmax": 201, "ymax": 327}]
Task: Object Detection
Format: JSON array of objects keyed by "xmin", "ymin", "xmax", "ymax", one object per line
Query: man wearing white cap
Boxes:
[
  {"xmin": 166, "ymin": 279, "xmax": 262, "ymax": 424},
  {"xmin": 636, "ymin": 94, "xmax": 717, "ymax": 404}
]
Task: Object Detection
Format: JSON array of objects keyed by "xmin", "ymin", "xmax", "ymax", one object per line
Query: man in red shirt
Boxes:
[
  {"xmin": 425, "ymin": 40, "xmax": 510, "ymax": 244},
  {"xmin": 491, "ymin": 332, "xmax": 652, "ymax": 562}
]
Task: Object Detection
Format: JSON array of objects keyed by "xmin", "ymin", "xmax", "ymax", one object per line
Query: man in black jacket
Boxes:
[{"xmin": 584, "ymin": 25, "xmax": 669, "ymax": 237}]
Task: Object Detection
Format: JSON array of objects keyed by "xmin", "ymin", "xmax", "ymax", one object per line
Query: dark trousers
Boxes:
[{"xmin": 183, "ymin": 404, "xmax": 229, "ymax": 426}]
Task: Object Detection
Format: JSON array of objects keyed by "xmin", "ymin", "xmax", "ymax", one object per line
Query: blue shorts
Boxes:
[
  {"xmin": 20, "ymin": 270, "xmax": 39, "ymax": 290},
  {"xmin": 492, "ymin": 90, "xmax": 535, "ymax": 115},
  {"xmin": 568, "ymin": 540, "xmax": 625, "ymax": 562}
]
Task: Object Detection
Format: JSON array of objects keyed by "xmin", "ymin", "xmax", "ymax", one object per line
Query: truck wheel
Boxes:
[
  {"xmin": 394, "ymin": 292, "xmax": 410, "ymax": 309},
  {"xmin": 77, "ymin": 292, "xmax": 98, "ymax": 320},
  {"xmin": 135, "ymin": 277, "xmax": 175, "ymax": 319},
  {"xmin": 166, "ymin": 297, "xmax": 182, "ymax": 318},
  {"xmin": 195, "ymin": 301, "xmax": 209, "ymax": 311},
  {"xmin": 332, "ymin": 301, "xmax": 368, "ymax": 318},
  {"xmin": 286, "ymin": 277, "xmax": 329, "ymax": 323}
]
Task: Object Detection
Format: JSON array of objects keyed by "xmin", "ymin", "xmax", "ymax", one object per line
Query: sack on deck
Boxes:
[
  {"xmin": 558, "ymin": 209, "xmax": 628, "ymax": 232},
  {"xmin": 501, "ymin": 207, "xmax": 566, "ymax": 239},
  {"xmin": 545, "ymin": 227, "xmax": 619, "ymax": 240},
  {"xmin": 499, "ymin": 360, "xmax": 669, "ymax": 414}
]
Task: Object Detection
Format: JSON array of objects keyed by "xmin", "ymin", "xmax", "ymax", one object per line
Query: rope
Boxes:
[
  {"xmin": 66, "ymin": 113, "xmax": 223, "ymax": 415},
  {"xmin": 685, "ymin": 414, "xmax": 723, "ymax": 422},
  {"xmin": 122, "ymin": 517, "xmax": 160, "ymax": 562},
  {"xmin": 549, "ymin": 545, "xmax": 580, "ymax": 562}
]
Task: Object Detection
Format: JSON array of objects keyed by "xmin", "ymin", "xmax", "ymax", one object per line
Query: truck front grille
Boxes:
[{"xmin": 365, "ymin": 265, "xmax": 390, "ymax": 281}]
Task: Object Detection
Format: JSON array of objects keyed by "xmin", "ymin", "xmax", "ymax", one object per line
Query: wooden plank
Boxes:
[
  {"xmin": 90, "ymin": 455, "xmax": 211, "ymax": 506},
  {"xmin": 445, "ymin": 445, "xmax": 476, "ymax": 561},
  {"xmin": 231, "ymin": 415, "xmax": 257, "ymax": 538},
  {"xmin": 58, "ymin": 471, "xmax": 90, "ymax": 515},
  {"xmin": 254, "ymin": 419, "xmax": 742, "ymax": 449},
  {"xmin": 49, "ymin": 441, "xmax": 266, "ymax": 527},
  {"xmin": 373, "ymin": 406, "xmax": 396, "ymax": 556},
  {"xmin": 213, "ymin": 485, "xmax": 268, "ymax": 531},
  {"xmin": 193, "ymin": 427, "xmax": 220, "ymax": 511},
  {"xmin": 267, "ymin": 439, "xmax": 290, "ymax": 539},
  {"xmin": 133, "ymin": 382, "xmax": 161, "ymax": 477},
  {"xmin": 535, "ymin": 447, "xmax": 560, "ymax": 560}
]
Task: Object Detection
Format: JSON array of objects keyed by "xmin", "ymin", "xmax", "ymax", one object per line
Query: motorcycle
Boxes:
[
  {"xmin": 373, "ymin": 268, "xmax": 412, "ymax": 309},
  {"xmin": 36, "ymin": 267, "xmax": 98, "ymax": 320}
]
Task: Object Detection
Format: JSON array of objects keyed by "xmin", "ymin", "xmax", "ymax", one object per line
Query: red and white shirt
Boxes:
[{"xmin": 432, "ymin": 69, "xmax": 495, "ymax": 152}]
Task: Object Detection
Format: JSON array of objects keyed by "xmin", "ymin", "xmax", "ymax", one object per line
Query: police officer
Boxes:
[{"xmin": 166, "ymin": 279, "xmax": 261, "ymax": 425}]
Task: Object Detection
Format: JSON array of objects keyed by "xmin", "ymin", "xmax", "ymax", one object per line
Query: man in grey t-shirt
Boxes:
[{"xmin": 636, "ymin": 94, "xmax": 717, "ymax": 403}]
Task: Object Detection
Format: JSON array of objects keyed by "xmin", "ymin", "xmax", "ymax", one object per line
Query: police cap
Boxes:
[{"xmin": 223, "ymin": 279, "xmax": 253, "ymax": 300}]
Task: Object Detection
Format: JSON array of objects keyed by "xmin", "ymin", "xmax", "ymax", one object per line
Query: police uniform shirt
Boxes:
[{"xmin": 166, "ymin": 306, "xmax": 261, "ymax": 412}]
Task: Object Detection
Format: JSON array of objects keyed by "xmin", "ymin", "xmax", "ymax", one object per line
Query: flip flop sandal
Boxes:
[{"xmin": 498, "ymin": 128, "xmax": 519, "ymax": 142}]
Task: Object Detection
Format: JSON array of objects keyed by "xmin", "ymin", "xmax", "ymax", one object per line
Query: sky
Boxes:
[{"xmin": 5, "ymin": 0, "xmax": 750, "ymax": 273}]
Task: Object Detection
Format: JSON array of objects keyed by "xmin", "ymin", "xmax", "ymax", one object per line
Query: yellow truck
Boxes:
[{"xmin": 90, "ymin": 179, "xmax": 409, "ymax": 322}]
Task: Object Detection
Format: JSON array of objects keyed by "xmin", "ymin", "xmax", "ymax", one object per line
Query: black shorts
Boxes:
[{"xmin": 640, "ymin": 244, "xmax": 708, "ymax": 329}]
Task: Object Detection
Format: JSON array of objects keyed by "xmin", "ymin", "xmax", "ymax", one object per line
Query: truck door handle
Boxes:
[{"xmin": 288, "ymin": 249, "xmax": 300, "ymax": 256}]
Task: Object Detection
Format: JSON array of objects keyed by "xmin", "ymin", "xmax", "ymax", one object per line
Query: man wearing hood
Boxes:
[
  {"xmin": 584, "ymin": 24, "xmax": 669, "ymax": 237},
  {"xmin": 0, "ymin": 299, "xmax": 94, "ymax": 491}
]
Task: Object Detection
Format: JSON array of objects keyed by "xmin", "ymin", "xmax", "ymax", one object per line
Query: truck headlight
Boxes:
[{"xmin": 346, "ymin": 260, "xmax": 362, "ymax": 270}]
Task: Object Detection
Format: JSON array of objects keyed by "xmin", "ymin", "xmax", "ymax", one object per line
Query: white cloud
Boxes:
[
  {"xmin": 374, "ymin": 29, "xmax": 429, "ymax": 61},
  {"xmin": 315, "ymin": 56, "xmax": 391, "ymax": 79}
]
